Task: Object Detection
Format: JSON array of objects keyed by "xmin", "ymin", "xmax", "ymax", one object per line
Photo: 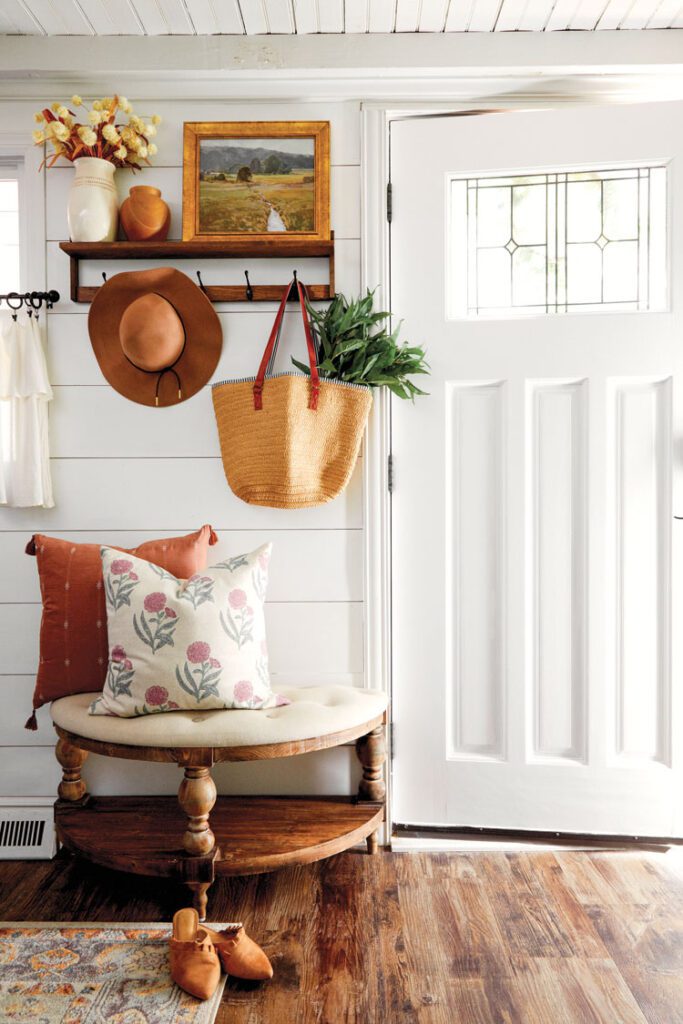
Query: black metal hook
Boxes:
[
  {"xmin": 102, "ymin": 272, "xmax": 107, "ymax": 284},
  {"xmin": 244, "ymin": 270, "xmax": 254, "ymax": 301},
  {"xmin": 196, "ymin": 270, "xmax": 207, "ymax": 294}
]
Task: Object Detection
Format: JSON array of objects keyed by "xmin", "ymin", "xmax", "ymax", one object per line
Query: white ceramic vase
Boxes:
[{"xmin": 67, "ymin": 157, "xmax": 118, "ymax": 242}]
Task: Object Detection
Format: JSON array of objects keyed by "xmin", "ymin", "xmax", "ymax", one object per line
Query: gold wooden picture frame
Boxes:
[{"xmin": 182, "ymin": 121, "xmax": 330, "ymax": 243}]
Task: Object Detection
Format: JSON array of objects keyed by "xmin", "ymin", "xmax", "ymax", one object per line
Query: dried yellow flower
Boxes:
[
  {"xmin": 77, "ymin": 126, "xmax": 97, "ymax": 146},
  {"xmin": 137, "ymin": 144, "xmax": 148, "ymax": 159},
  {"xmin": 50, "ymin": 102, "xmax": 61, "ymax": 112},
  {"xmin": 102, "ymin": 124, "xmax": 119, "ymax": 144},
  {"xmin": 32, "ymin": 129, "xmax": 45, "ymax": 144},
  {"xmin": 119, "ymin": 96, "xmax": 131, "ymax": 113},
  {"xmin": 88, "ymin": 109, "xmax": 102, "ymax": 126},
  {"xmin": 51, "ymin": 122, "xmax": 70, "ymax": 141},
  {"xmin": 71, "ymin": 95, "xmax": 83, "ymax": 106},
  {"xmin": 33, "ymin": 111, "xmax": 45, "ymax": 124},
  {"xmin": 147, "ymin": 143, "xmax": 158, "ymax": 156},
  {"xmin": 57, "ymin": 105, "xmax": 69, "ymax": 119},
  {"xmin": 151, "ymin": 114, "xmax": 161, "ymax": 125},
  {"xmin": 92, "ymin": 100, "xmax": 102, "ymax": 111},
  {"xmin": 145, "ymin": 123, "xmax": 156, "ymax": 137},
  {"xmin": 114, "ymin": 146, "xmax": 127, "ymax": 160}
]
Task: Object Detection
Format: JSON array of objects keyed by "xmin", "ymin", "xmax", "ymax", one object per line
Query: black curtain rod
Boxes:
[{"xmin": 0, "ymin": 290, "xmax": 60, "ymax": 309}]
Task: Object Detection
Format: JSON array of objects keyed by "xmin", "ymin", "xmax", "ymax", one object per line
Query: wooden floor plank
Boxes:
[{"xmin": 1, "ymin": 848, "xmax": 681, "ymax": 1023}]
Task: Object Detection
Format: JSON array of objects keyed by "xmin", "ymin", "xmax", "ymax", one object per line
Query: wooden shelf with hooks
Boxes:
[{"xmin": 59, "ymin": 236, "xmax": 335, "ymax": 304}]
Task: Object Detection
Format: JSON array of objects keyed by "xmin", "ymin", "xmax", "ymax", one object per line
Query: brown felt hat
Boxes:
[{"xmin": 88, "ymin": 267, "xmax": 222, "ymax": 407}]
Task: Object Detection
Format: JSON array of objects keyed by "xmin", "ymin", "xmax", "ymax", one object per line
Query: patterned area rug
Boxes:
[{"xmin": 0, "ymin": 922, "xmax": 228, "ymax": 1023}]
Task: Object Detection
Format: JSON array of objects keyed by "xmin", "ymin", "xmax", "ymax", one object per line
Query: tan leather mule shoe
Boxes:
[
  {"xmin": 204, "ymin": 924, "xmax": 273, "ymax": 981},
  {"xmin": 170, "ymin": 908, "xmax": 222, "ymax": 1000}
]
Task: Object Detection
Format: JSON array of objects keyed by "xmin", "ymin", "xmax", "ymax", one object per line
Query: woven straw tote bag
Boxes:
[{"xmin": 212, "ymin": 278, "xmax": 372, "ymax": 509}]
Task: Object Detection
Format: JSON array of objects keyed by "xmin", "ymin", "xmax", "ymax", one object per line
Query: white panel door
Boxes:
[{"xmin": 391, "ymin": 103, "xmax": 683, "ymax": 836}]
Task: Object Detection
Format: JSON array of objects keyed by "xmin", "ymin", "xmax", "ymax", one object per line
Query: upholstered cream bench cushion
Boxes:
[{"xmin": 51, "ymin": 685, "xmax": 388, "ymax": 749}]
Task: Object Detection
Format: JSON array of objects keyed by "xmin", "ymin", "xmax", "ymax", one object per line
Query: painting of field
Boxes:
[{"xmin": 198, "ymin": 138, "xmax": 316, "ymax": 234}]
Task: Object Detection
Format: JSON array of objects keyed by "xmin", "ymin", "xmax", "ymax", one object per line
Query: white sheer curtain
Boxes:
[{"xmin": 0, "ymin": 311, "xmax": 54, "ymax": 508}]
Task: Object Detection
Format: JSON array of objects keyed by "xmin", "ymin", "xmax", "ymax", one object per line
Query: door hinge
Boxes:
[
  {"xmin": 387, "ymin": 454, "xmax": 394, "ymax": 493},
  {"xmin": 386, "ymin": 181, "xmax": 392, "ymax": 223}
]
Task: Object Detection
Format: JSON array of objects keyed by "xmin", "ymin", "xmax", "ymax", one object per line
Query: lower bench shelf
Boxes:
[
  {"xmin": 50, "ymin": 687, "xmax": 388, "ymax": 919},
  {"xmin": 56, "ymin": 795, "xmax": 384, "ymax": 880}
]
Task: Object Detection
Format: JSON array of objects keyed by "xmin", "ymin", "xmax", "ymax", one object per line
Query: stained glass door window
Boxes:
[{"xmin": 449, "ymin": 165, "xmax": 667, "ymax": 318}]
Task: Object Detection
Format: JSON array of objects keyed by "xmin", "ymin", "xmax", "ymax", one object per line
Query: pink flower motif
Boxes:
[
  {"xmin": 187, "ymin": 640, "xmax": 211, "ymax": 664},
  {"xmin": 128, "ymin": 572, "xmax": 139, "ymax": 582},
  {"xmin": 229, "ymin": 589, "xmax": 247, "ymax": 610},
  {"xmin": 111, "ymin": 645, "xmax": 126, "ymax": 662},
  {"xmin": 164, "ymin": 607, "xmax": 177, "ymax": 619},
  {"xmin": 145, "ymin": 685, "xmax": 168, "ymax": 707},
  {"xmin": 144, "ymin": 592, "xmax": 167, "ymax": 613},
  {"xmin": 110, "ymin": 558, "xmax": 133, "ymax": 575},
  {"xmin": 209, "ymin": 658, "xmax": 221, "ymax": 669},
  {"xmin": 188, "ymin": 574, "xmax": 201, "ymax": 583},
  {"xmin": 258, "ymin": 552, "xmax": 270, "ymax": 570},
  {"xmin": 168, "ymin": 701, "xmax": 180, "ymax": 709},
  {"xmin": 123, "ymin": 659, "xmax": 133, "ymax": 671},
  {"xmin": 201, "ymin": 576, "xmax": 212, "ymax": 583},
  {"xmin": 234, "ymin": 680, "xmax": 253, "ymax": 702},
  {"xmin": 274, "ymin": 693, "xmax": 292, "ymax": 707}
]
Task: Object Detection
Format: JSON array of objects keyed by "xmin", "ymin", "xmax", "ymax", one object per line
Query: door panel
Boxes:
[{"xmin": 390, "ymin": 103, "xmax": 683, "ymax": 836}]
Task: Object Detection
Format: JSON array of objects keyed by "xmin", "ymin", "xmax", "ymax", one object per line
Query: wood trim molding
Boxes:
[{"xmin": 361, "ymin": 105, "xmax": 393, "ymax": 841}]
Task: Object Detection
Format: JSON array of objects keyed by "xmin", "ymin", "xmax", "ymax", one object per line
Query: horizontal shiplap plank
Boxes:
[
  {"xmin": 1, "ymin": 677, "xmax": 57, "ymax": 745},
  {"xmin": 46, "ymin": 238, "xmax": 361, "ymax": 315},
  {"xmin": 45, "ymin": 164, "xmax": 360, "ymax": 242},
  {"xmin": 47, "ymin": 307, "xmax": 346, "ymax": 385},
  {"xmin": 0, "ymin": 600, "xmax": 363, "ymax": 676},
  {"xmin": 0, "ymin": 529, "xmax": 362, "ymax": 604},
  {"xmin": 0, "ymin": 456, "xmax": 363, "ymax": 531},
  {"xmin": 0, "ymin": 744, "xmax": 360, "ymax": 798},
  {"xmin": 0, "ymin": 747, "xmax": 60, "ymax": 799}
]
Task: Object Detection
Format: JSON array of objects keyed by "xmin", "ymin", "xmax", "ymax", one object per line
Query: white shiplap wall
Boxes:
[{"xmin": 0, "ymin": 97, "xmax": 364, "ymax": 801}]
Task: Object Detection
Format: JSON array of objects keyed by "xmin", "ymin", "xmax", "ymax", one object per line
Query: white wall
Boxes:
[{"xmin": 0, "ymin": 97, "xmax": 364, "ymax": 801}]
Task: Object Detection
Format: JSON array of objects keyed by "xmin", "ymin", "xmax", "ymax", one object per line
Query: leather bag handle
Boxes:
[{"xmin": 253, "ymin": 278, "xmax": 320, "ymax": 411}]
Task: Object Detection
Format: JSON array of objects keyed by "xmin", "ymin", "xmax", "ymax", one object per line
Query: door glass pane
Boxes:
[{"xmin": 449, "ymin": 164, "xmax": 667, "ymax": 318}]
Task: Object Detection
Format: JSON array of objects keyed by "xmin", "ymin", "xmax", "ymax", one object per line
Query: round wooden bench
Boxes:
[{"xmin": 51, "ymin": 685, "xmax": 388, "ymax": 919}]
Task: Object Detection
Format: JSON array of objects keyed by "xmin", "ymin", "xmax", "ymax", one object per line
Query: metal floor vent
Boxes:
[{"xmin": 0, "ymin": 811, "xmax": 55, "ymax": 859}]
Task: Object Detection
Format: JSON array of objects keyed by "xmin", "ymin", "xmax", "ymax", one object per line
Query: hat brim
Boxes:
[{"xmin": 88, "ymin": 267, "xmax": 223, "ymax": 408}]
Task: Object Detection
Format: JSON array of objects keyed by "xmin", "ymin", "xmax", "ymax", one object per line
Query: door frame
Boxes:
[{"xmin": 360, "ymin": 87, "xmax": 680, "ymax": 845}]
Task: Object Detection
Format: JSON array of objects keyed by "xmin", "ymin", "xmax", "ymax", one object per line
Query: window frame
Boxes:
[
  {"xmin": 0, "ymin": 133, "xmax": 46, "ymax": 302},
  {"xmin": 446, "ymin": 158, "xmax": 670, "ymax": 322}
]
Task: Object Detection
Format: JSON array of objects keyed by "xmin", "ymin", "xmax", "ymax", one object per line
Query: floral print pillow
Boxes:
[{"xmin": 90, "ymin": 543, "xmax": 285, "ymax": 718}]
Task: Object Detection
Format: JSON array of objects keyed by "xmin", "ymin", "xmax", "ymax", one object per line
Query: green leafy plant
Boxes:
[{"xmin": 292, "ymin": 290, "xmax": 429, "ymax": 400}]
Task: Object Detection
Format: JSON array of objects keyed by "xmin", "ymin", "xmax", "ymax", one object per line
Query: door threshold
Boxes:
[{"xmin": 392, "ymin": 824, "xmax": 683, "ymax": 854}]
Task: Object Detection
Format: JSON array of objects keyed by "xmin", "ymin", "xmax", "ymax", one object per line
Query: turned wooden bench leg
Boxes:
[
  {"xmin": 356, "ymin": 724, "xmax": 386, "ymax": 854},
  {"xmin": 187, "ymin": 881, "xmax": 211, "ymax": 921},
  {"xmin": 55, "ymin": 738, "xmax": 88, "ymax": 802},
  {"xmin": 178, "ymin": 765, "xmax": 217, "ymax": 857}
]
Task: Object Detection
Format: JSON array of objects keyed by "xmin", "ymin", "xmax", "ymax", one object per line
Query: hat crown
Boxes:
[{"xmin": 119, "ymin": 292, "xmax": 185, "ymax": 372}]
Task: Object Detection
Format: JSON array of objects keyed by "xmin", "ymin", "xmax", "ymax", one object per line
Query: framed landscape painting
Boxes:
[{"xmin": 182, "ymin": 121, "xmax": 330, "ymax": 243}]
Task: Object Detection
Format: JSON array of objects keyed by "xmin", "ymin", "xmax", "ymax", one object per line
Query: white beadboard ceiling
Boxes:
[{"xmin": 0, "ymin": 0, "xmax": 681, "ymax": 35}]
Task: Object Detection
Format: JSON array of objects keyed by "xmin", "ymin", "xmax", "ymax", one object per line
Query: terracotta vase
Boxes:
[
  {"xmin": 67, "ymin": 157, "xmax": 118, "ymax": 242},
  {"xmin": 120, "ymin": 185, "xmax": 170, "ymax": 242}
]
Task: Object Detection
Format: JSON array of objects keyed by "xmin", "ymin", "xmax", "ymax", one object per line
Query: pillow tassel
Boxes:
[
  {"xmin": 209, "ymin": 527, "xmax": 218, "ymax": 545},
  {"xmin": 24, "ymin": 709, "xmax": 38, "ymax": 731},
  {"xmin": 25, "ymin": 536, "xmax": 37, "ymax": 556}
]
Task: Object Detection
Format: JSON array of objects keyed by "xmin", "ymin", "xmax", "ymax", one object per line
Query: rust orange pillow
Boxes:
[{"xmin": 25, "ymin": 525, "xmax": 217, "ymax": 727}]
